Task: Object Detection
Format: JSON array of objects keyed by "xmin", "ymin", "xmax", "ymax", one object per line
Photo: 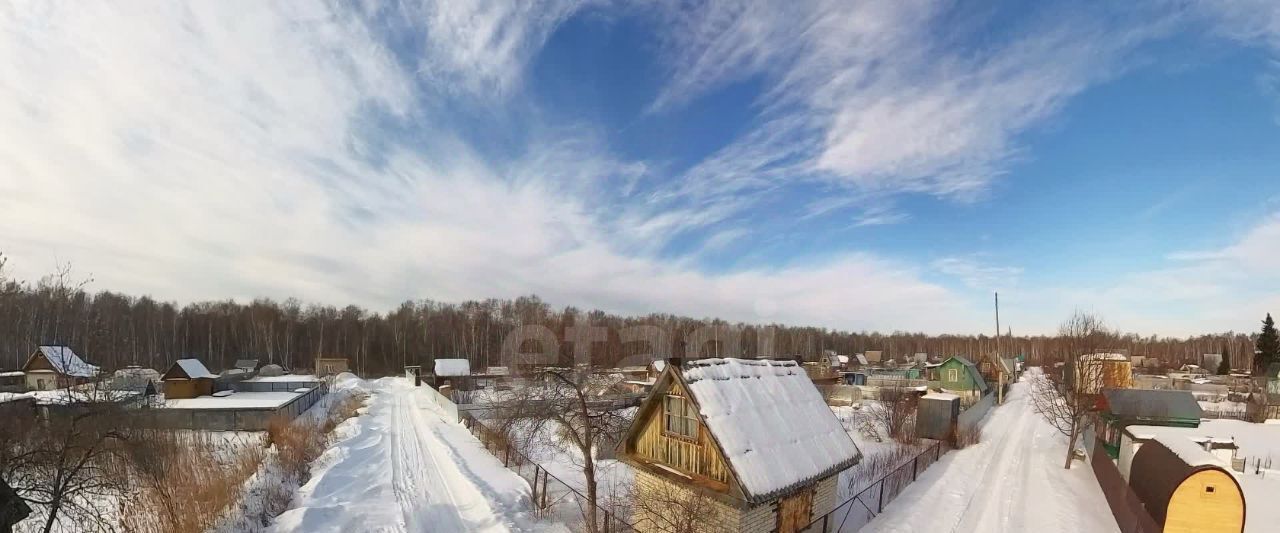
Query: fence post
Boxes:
[
  {"xmin": 912, "ymin": 455, "xmax": 918, "ymax": 481},
  {"xmin": 877, "ymin": 478, "xmax": 885, "ymax": 513}
]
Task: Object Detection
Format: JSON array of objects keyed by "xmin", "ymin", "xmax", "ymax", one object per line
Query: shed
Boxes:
[
  {"xmin": 618, "ymin": 358, "xmax": 861, "ymax": 532},
  {"xmin": 1128, "ymin": 437, "xmax": 1245, "ymax": 533},
  {"xmin": 21, "ymin": 346, "xmax": 99, "ymax": 391},
  {"xmin": 161, "ymin": 359, "xmax": 216, "ymax": 399},
  {"xmin": 234, "ymin": 359, "xmax": 260, "ymax": 373},
  {"xmin": 315, "ymin": 357, "xmax": 349, "ymax": 377},
  {"xmin": 917, "ymin": 392, "xmax": 961, "ymax": 441},
  {"xmin": 433, "ymin": 358, "xmax": 473, "ymax": 391}
]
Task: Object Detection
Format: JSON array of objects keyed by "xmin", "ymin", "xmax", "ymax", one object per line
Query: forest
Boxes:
[{"xmin": 0, "ymin": 253, "xmax": 1264, "ymax": 376}]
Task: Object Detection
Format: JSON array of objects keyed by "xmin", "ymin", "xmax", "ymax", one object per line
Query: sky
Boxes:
[{"xmin": 1, "ymin": 0, "xmax": 1278, "ymax": 336}]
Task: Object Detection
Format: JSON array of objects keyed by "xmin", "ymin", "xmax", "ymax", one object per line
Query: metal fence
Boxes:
[
  {"xmin": 802, "ymin": 441, "xmax": 947, "ymax": 532},
  {"xmin": 459, "ymin": 411, "xmax": 634, "ymax": 533}
]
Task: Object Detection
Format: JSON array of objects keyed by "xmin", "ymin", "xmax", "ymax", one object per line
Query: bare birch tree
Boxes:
[{"xmin": 1030, "ymin": 310, "xmax": 1112, "ymax": 469}]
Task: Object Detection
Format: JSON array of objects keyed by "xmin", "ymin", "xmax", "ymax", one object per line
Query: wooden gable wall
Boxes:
[
  {"xmin": 21, "ymin": 351, "xmax": 55, "ymax": 373},
  {"xmin": 630, "ymin": 378, "xmax": 734, "ymax": 490}
]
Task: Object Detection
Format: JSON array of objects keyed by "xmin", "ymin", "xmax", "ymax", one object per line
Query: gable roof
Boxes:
[
  {"xmin": 26, "ymin": 346, "xmax": 98, "ymax": 377},
  {"xmin": 676, "ymin": 358, "xmax": 862, "ymax": 503},
  {"xmin": 854, "ymin": 353, "xmax": 869, "ymax": 365},
  {"xmin": 433, "ymin": 358, "xmax": 470, "ymax": 376},
  {"xmin": 163, "ymin": 359, "xmax": 215, "ymax": 380},
  {"xmin": 1101, "ymin": 389, "xmax": 1202, "ymax": 421}
]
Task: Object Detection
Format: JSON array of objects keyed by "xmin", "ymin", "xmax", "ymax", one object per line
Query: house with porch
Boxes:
[
  {"xmin": 20, "ymin": 346, "xmax": 99, "ymax": 391},
  {"xmin": 618, "ymin": 358, "xmax": 862, "ymax": 533}
]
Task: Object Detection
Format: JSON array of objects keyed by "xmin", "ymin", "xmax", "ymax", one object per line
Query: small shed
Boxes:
[
  {"xmin": 315, "ymin": 357, "xmax": 349, "ymax": 377},
  {"xmin": 161, "ymin": 359, "xmax": 216, "ymax": 399},
  {"xmin": 1128, "ymin": 437, "xmax": 1245, "ymax": 533},
  {"xmin": 21, "ymin": 346, "xmax": 99, "ymax": 391},
  {"xmin": 917, "ymin": 392, "xmax": 961, "ymax": 441},
  {"xmin": 234, "ymin": 359, "xmax": 260, "ymax": 373},
  {"xmin": 432, "ymin": 358, "xmax": 473, "ymax": 390},
  {"xmin": 1098, "ymin": 388, "xmax": 1202, "ymax": 458}
]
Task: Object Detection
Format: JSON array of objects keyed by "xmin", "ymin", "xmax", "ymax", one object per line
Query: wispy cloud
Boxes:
[
  {"xmin": 0, "ymin": 0, "xmax": 983, "ymax": 333},
  {"xmin": 933, "ymin": 257, "xmax": 1023, "ymax": 291},
  {"xmin": 648, "ymin": 1, "xmax": 1175, "ymax": 203}
]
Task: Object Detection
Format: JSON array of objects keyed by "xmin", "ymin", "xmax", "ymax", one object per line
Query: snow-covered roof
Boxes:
[
  {"xmin": 234, "ymin": 358, "xmax": 259, "ymax": 370},
  {"xmin": 650, "ymin": 360, "xmax": 666, "ymax": 373},
  {"xmin": 0, "ymin": 371, "xmax": 23, "ymax": 377},
  {"xmin": 923, "ymin": 392, "xmax": 959, "ymax": 401},
  {"xmin": 434, "ymin": 358, "xmax": 471, "ymax": 377},
  {"xmin": 485, "ymin": 366, "xmax": 510, "ymax": 376},
  {"xmin": 855, "ymin": 353, "xmax": 869, "ymax": 365},
  {"xmin": 34, "ymin": 346, "xmax": 98, "ymax": 377},
  {"xmin": 167, "ymin": 359, "xmax": 215, "ymax": 379},
  {"xmin": 680, "ymin": 358, "xmax": 862, "ymax": 503},
  {"xmin": 837, "ymin": 354, "xmax": 850, "ymax": 364},
  {"xmin": 1153, "ymin": 435, "xmax": 1223, "ymax": 467}
]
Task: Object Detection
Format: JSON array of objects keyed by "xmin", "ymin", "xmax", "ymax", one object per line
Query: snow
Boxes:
[
  {"xmin": 681, "ymin": 358, "xmax": 862, "ymax": 501},
  {"xmin": 243, "ymin": 374, "xmax": 319, "ymax": 383},
  {"xmin": 173, "ymin": 358, "xmax": 216, "ymax": 379},
  {"xmin": 434, "ymin": 358, "xmax": 471, "ymax": 377},
  {"xmin": 213, "ymin": 390, "xmax": 235, "ymax": 397},
  {"xmin": 1152, "ymin": 435, "xmax": 1221, "ymax": 467},
  {"xmin": 164, "ymin": 391, "xmax": 302, "ymax": 409},
  {"xmin": 0, "ymin": 370, "xmax": 23, "ymax": 377},
  {"xmin": 838, "ymin": 354, "xmax": 850, "ymax": 364},
  {"xmin": 922, "ymin": 392, "xmax": 959, "ymax": 401},
  {"xmin": 0, "ymin": 392, "xmax": 32, "ymax": 403},
  {"xmin": 863, "ymin": 370, "xmax": 1118, "ymax": 533},
  {"xmin": 650, "ymin": 360, "xmax": 666, "ymax": 372},
  {"xmin": 37, "ymin": 345, "xmax": 98, "ymax": 377},
  {"xmin": 269, "ymin": 377, "xmax": 560, "ymax": 532}
]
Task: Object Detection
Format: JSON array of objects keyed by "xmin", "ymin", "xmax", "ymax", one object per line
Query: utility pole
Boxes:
[{"xmin": 995, "ymin": 292, "xmax": 1004, "ymax": 404}]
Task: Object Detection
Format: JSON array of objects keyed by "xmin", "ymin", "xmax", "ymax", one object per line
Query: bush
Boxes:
[{"xmin": 954, "ymin": 424, "xmax": 983, "ymax": 449}]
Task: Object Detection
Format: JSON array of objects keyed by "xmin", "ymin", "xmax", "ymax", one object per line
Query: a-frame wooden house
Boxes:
[{"xmin": 617, "ymin": 358, "xmax": 862, "ymax": 533}]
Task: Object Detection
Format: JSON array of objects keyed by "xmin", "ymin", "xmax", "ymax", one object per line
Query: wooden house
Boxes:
[
  {"xmin": 936, "ymin": 356, "xmax": 988, "ymax": 404},
  {"xmin": 1096, "ymin": 389, "xmax": 1202, "ymax": 465},
  {"xmin": 1128, "ymin": 437, "xmax": 1245, "ymax": 533},
  {"xmin": 1073, "ymin": 353, "xmax": 1134, "ymax": 394},
  {"xmin": 315, "ymin": 357, "xmax": 349, "ymax": 377},
  {"xmin": 432, "ymin": 358, "xmax": 473, "ymax": 390},
  {"xmin": 161, "ymin": 359, "xmax": 216, "ymax": 399},
  {"xmin": 618, "ymin": 358, "xmax": 862, "ymax": 533},
  {"xmin": 20, "ymin": 346, "xmax": 99, "ymax": 391}
]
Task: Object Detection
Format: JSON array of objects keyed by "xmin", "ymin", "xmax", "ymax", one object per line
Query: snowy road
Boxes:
[
  {"xmin": 863, "ymin": 372, "xmax": 1119, "ymax": 533},
  {"xmin": 272, "ymin": 378, "xmax": 559, "ymax": 533}
]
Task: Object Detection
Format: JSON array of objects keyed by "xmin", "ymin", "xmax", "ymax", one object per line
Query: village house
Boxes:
[
  {"xmin": 1073, "ymin": 353, "xmax": 1134, "ymax": 394},
  {"xmin": 161, "ymin": 358, "xmax": 216, "ymax": 399},
  {"xmin": 936, "ymin": 356, "xmax": 989, "ymax": 405},
  {"xmin": 1095, "ymin": 388, "xmax": 1203, "ymax": 473},
  {"xmin": 20, "ymin": 346, "xmax": 99, "ymax": 391},
  {"xmin": 618, "ymin": 358, "xmax": 862, "ymax": 533},
  {"xmin": 1128, "ymin": 437, "xmax": 1245, "ymax": 533}
]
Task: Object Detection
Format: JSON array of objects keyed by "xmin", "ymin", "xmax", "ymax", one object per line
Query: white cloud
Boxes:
[
  {"xmin": 933, "ymin": 257, "xmax": 1023, "ymax": 291},
  {"xmin": 649, "ymin": 1, "xmax": 1173, "ymax": 201},
  {"xmin": 0, "ymin": 0, "xmax": 981, "ymax": 333}
]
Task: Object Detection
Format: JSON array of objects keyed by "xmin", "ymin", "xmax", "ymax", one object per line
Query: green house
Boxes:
[
  {"xmin": 1096, "ymin": 389, "xmax": 1202, "ymax": 458},
  {"xmin": 937, "ymin": 356, "xmax": 989, "ymax": 395}
]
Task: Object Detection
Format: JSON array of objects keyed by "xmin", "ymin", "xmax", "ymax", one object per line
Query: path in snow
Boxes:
[
  {"xmin": 863, "ymin": 372, "xmax": 1119, "ymax": 533},
  {"xmin": 271, "ymin": 378, "xmax": 559, "ymax": 533}
]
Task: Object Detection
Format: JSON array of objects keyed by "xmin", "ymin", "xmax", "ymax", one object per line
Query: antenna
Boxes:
[{"xmin": 994, "ymin": 292, "xmax": 1001, "ymax": 358}]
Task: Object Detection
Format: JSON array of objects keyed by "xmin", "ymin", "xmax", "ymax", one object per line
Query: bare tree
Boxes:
[
  {"xmin": 627, "ymin": 475, "xmax": 718, "ymax": 533},
  {"xmin": 1030, "ymin": 310, "xmax": 1112, "ymax": 469},
  {"xmin": 492, "ymin": 370, "xmax": 631, "ymax": 533},
  {"xmin": 868, "ymin": 387, "xmax": 918, "ymax": 443}
]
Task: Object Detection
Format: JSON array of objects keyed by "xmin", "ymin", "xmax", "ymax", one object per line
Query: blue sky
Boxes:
[{"xmin": 1, "ymin": 0, "xmax": 1278, "ymax": 335}]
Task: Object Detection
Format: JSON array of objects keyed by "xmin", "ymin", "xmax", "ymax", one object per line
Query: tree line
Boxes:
[{"xmin": 0, "ymin": 254, "xmax": 1268, "ymax": 376}]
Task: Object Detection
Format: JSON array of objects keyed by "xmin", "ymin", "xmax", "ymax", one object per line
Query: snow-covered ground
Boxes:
[
  {"xmin": 862, "ymin": 373, "xmax": 1118, "ymax": 533},
  {"xmin": 270, "ymin": 377, "xmax": 562, "ymax": 533}
]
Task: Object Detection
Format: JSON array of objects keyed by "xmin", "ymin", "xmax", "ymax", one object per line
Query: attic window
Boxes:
[
  {"xmin": 947, "ymin": 369, "xmax": 959, "ymax": 382},
  {"xmin": 664, "ymin": 394, "xmax": 698, "ymax": 439},
  {"xmin": 1204, "ymin": 485, "xmax": 1216, "ymax": 495}
]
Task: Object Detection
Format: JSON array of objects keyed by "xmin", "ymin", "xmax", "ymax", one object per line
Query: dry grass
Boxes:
[
  {"xmin": 118, "ymin": 431, "xmax": 266, "ymax": 533},
  {"xmin": 954, "ymin": 424, "xmax": 983, "ymax": 449}
]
